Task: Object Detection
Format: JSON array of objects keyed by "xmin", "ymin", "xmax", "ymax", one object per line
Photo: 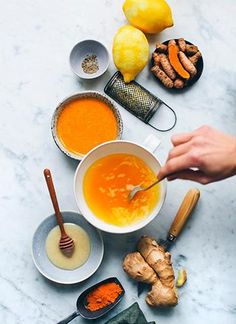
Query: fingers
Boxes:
[
  {"xmin": 171, "ymin": 132, "xmax": 193, "ymax": 146},
  {"xmin": 167, "ymin": 170, "xmax": 212, "ymax": 184},
  {"xmin": 160, "ymin": 125, "xmax": 215, "ymax": 183},
  {"xmin": 168, "ymin": 142, "xmax": 191, "ymax": 160},
  {"xmin": 171, "ymin": 125, "xmax": 211, "ymax": 147},
  {"xmin": 158, "ymin": 154, "xmax": 194, "ymax": 180}
]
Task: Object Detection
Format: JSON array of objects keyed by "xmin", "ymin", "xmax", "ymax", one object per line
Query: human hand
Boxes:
[{"xmin": 158, "ymin": 126, "xmax": 236, "ymax": 184}]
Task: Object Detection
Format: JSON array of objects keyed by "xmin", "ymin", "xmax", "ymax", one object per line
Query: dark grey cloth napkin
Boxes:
[{"xmin": 105, "ymin": 302, "xmax": 156, "ymax": 324}]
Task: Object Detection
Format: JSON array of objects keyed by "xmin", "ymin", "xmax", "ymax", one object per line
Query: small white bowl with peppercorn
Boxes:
[{"xmin": 70, "ymin": 40, "xmax": 109, "ymax": 79}]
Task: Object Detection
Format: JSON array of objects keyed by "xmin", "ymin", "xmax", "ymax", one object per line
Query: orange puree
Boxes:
[
  {"xmin": 57, "ymin": 98, "xmax": 118, "ymax": 155},
  {"xmin": 83, "ymin": 154, "xmax": 160, "ymax": 227}
]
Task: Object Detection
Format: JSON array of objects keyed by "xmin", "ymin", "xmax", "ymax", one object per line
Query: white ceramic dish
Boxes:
[
  {"xmin": 74, "ymin": 140, "xmax": 167, "ymax": 234},
  {"xmin": 32, "ymin": 211, "xmax": 104, "ymax": 284},
  {"xmin": 51, "ymin": 91, "xmax": 123, "ymax": 161},
  {"xmin": 69, "ymin": 39, "xmax": 109, "ymax": 79}
]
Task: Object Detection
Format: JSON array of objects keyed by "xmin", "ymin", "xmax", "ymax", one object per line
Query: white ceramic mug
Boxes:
[{"xmin": 74, "ymin": 140, "xmax": 167, "ymax": 234}]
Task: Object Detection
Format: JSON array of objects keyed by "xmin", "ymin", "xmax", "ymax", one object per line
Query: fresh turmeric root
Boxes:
[
  {"xmin": 156, "ymin": 42, "xmax": 168, "ymax": 53},
  {"xmin": 123, "ymin": 236, "xmax": 178, "ymax": 307},
  {"xmin": 151, "ymin": 39, "xmax": 202, "ymax": 89},
  {"xmin": 159, "ymin": 54, "xmax": 176, "ymax": 80},
  {"xmin": 151, "ymin": 65, "xmax": 174, "ymax": 88},
  {"xmin": 174, "ymin": 78, "xmax": 185, "ymax": 89},
  {"xmin": 168, "ymin": 40, "xmax": 190, "ymax": 79},
  {"xmin": 189, "ymin": 51, "xmax": 202, "ymax": 66},
  {"xmin": 152, "ymin": 52, "xmax": 161, "ymax": 66},
  {"xmin": 178, "ymin": 38, "xmax": 186, "ymax": 52},
  {"xmin": 185, "ymin": 44, "xmax": 198, "ymax": 55},
  {"xmin": 178, "ymin": 51, "xmax": 197, "ymax": 77}
]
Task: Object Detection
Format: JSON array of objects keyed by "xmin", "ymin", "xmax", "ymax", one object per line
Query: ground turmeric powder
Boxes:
[{"xmin": 86, "ymin": 282, "xmax": 123, "ymax": 312}]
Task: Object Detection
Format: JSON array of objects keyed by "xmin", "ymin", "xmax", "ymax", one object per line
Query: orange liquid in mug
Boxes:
[
  {"xmin": 83, "ymin": 153, "xmax": 160, "ymax": 226},
  {"xmin": 57, "ymin": 98, "xmax": 118, "ymax": 155}
]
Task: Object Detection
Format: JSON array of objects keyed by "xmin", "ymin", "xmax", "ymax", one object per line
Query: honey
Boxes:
[
  {"xmin": 45, "ymin": 224, "xmax": 90, "ymax": 270},
  {"xmin": 83, "ymin": 153, "xmax": 160, "ymax": 226}
]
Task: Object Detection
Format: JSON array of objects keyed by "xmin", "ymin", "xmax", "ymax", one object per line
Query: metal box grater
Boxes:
[{"xmin": 104, "ymin": 72, "xmax": 177, "ymax": 132}]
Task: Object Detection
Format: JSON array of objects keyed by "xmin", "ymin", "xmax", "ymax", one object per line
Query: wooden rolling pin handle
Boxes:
[
  {"xmin": 43, "ymin": 169, "xmax": 66, "ymax": 236},
  {"xmin": 168, "ymin": 188, "xmax": 200, "ymax": 240}
]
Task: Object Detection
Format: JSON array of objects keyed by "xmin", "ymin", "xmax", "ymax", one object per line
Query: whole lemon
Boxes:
[
  {"xmin": 123, "ymin": 0, "xmax": 173, "ymax": 34},
  {"xmin": 113, "ymin": 25, "xmax": 149, "ymax": 83}
]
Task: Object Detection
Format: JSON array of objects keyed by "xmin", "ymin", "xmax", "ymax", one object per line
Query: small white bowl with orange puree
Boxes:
[
  {"xmin": 52, "ymin": 92, "xmax": 123, "ymax": 160},
  {"xmin": 74, "ymin": 141, "xmax": 167, "ymax": 234}
]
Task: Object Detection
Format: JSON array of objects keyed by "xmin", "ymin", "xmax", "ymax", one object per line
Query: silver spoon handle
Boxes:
[{"xmin": 143, "ymin": 178, "xmax": 161, "ymax": 191}]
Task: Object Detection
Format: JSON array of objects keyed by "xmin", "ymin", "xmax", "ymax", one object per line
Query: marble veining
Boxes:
[{"xmin": 0, "ymin": 0, "xmax": 236, "ymax": 323}]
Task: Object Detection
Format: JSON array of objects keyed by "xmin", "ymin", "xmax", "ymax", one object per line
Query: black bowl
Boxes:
[{"xmin": 150, "ymin": 39, "xmax": 204, "ymax": 90}]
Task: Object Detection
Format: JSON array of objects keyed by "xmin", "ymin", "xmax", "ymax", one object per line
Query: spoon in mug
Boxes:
[{"xmin": 44, "ymin": 169, "xmax": 74, "ymax": 257}]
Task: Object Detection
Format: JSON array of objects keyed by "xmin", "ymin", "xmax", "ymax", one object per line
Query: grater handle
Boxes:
[{"xmin": 147, "ymin": 101, "xmax": 177, "ymax": 132}]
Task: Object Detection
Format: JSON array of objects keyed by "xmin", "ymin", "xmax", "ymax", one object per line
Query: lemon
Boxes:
[
  {"xmin": 113, "ymin": 25, "xmax": 149, "ymax": 83},
  {"xmin": 123, "ymin": 0, "xmax": 173, "ymax": 34}
]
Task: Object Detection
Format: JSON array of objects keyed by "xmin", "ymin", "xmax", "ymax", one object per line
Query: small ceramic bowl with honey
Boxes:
[
  {"xmin": 51, "ymin": 91, "xmax": 123, "ymax": 160},
  {"xmin": 32, "ymin": 211, "xmax": 104, "ymax": 284},
  {"xmin": 74, "ymin": 140, "xmax": 167, "ymax": 234}
]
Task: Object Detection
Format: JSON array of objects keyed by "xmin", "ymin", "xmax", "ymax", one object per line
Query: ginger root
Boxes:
[
  {"xmin": 146, "ymin": 280, "xmax": 178, "ymax": 307},
  {"xmin": 138, "ymin": 236, "xmax": 175, "ymax": 289},
  {"xmin": 123, "ymin": 252, "xmax": 157, "ymax": 284},
  {"xmin": 123, "ymin": 236, "xmax": 178, "ymax": 307},
  {"xmin": 176, "ymin": 269, "xmax": 187, "ymax": 288}
]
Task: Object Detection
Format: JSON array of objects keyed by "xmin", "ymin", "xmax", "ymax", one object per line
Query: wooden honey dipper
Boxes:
[{"xmin": 44, "ymin": 169, "xmax": 74, "ymax": 257}]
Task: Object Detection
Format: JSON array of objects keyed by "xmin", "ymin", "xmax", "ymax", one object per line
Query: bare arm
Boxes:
[{"xmin": 158, "ymin": 126, "xmax": 236, "ymax": 184}]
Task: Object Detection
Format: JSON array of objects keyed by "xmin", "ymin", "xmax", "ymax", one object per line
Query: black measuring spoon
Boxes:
[{"xmin": 57, "ymin": 277, "xmax": 125, "ymax": 323}]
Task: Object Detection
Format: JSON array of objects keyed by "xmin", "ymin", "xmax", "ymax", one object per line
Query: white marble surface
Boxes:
[{"xmin": 1, "ymin": 0, "xmax": 236, "ymax": 323}]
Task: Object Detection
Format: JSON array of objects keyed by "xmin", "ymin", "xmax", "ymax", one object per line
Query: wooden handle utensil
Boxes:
[
  {"xmin": 44, "ymin": 169, "xmax": 74, "ymax": 257},
  {"xmin": 168, "ymin": 188, "xmax": 200, "ymax": 240}
]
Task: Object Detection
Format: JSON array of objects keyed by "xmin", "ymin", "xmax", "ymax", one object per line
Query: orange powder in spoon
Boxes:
[
  {"xmin": 86, "ymin": 282, "xmax": 123, "ymax": 312},
  {"xmin": 57, "ymin": 97, "xmax": 118, "ymax": 155}
]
